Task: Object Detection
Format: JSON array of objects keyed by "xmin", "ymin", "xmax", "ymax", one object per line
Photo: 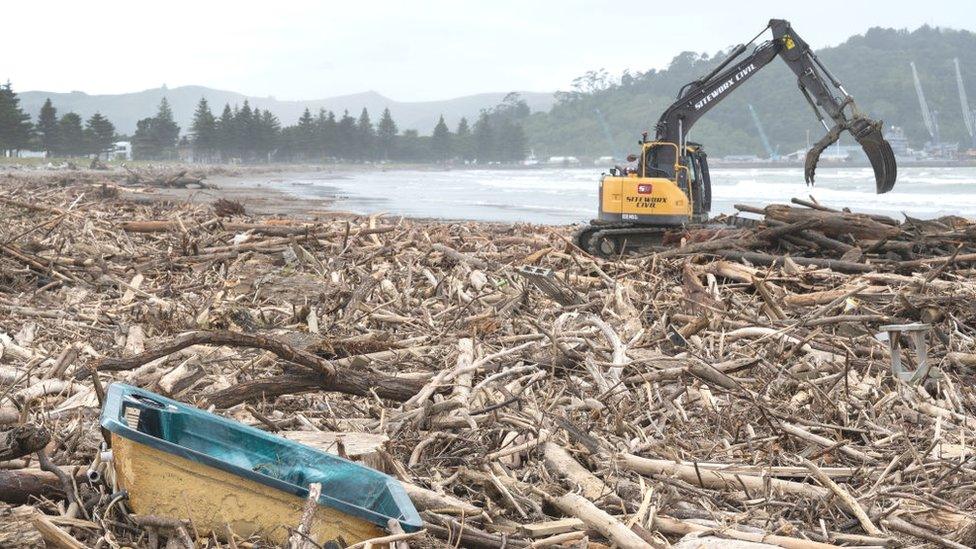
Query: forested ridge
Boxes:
[{"xmin": 524, "ymin": 25, "xmax": 976, "ymax": 158}]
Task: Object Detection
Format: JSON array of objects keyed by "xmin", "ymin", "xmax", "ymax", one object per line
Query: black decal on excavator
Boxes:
[{"xmin": 626, "ymin": 196, "xmax": 666, "ymax": 208}]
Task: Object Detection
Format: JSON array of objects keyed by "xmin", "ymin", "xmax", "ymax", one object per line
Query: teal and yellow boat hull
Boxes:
[{"xmin": 100, "ymin": 384, "xmax": 422, "ymax": 546}]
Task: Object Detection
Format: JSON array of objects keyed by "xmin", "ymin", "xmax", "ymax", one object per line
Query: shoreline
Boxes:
[{"xmin": 4, "ymin": 161, "xmax": 975, "ymax": 224}]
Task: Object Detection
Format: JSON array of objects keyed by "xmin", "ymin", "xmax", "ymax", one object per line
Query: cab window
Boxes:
[{"xmin": 685, "ymin": 155, "xmax": 697, "ymax": 181}]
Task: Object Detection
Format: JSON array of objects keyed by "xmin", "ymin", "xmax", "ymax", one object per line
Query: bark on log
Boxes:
[
  {"xmin": 206, "ymin": 372, "xmax": 429, "ymax": 408},
  {"xmin": 95, "ymin": 330, "xmax": 336, "ymax": 377},
  {"xmin": 550, "ymin": 491, "xmax": 648, "ymax": 549},
  {"xmin": 616, "ymin": 453, "xmax": 829, "ymax": 499},
  {"xmin": 402, "ymin": 482, "xmax": 483, "ymax": 515},
  {"xmin": 542, "ymin": 443, "xmax": 618, "ymax": 504},
  {"xmin": 0, "ymin": 425, "xmax": 50, "ymax": 462},
  {"xmin": 653, "ymin": 515, "xmax": 843, "ymax": 549},
  {"xmin": 0, "ymin": 467, "xmax": 87, "ymax": 504},
  {"xmin": 30, "ymin": 511, "xmax": 86, "ymax": 549},
  {"xmin": 761, "ymin": 204, "xmax": 902, "ymax": 240},
  {"xmin": 0, "ymin": 407, "xmax": 19, "ymax": 426},
  {"xmin": 712, "ymin": 250, "xmax": 876, "ymax": 274},
  {"xmin": 0, "ymin": 505, "xmax": 42, "ymax": 548},
  {"xmin": 423, "ymin": 512, "xmax": 528, "ymax": 548},
  {"xmin": 783, "ymin": 287, "xmax": 859, "ymax": 307}
]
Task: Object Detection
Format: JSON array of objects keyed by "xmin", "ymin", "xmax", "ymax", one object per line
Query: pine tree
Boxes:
[
  {"xmin": 336, "ymin": 110, "xmax": 356, "ymax": 160},
  {"xmin": 133, "ymin": 98, "xmax": 181, "ymax": 160},
  {"xmin": 190, "ymin": 98, "xmax": 217, "ymax": 162},
  {"xmin": 454, "ymin": 117, "xmax": 473, "ymax": 161},
  {"xmin": 356, "ymin": 108, "xmax": 375, "ymax": 160},
  {"xmin": 473, "ymin": 111, "xmax": 494, "ymax": 163},
  {"xmin": 296, "ymin": 108, "xmax": 315, "ymax": 160},
  {"xmin": 216, "ymin": 104, "xmax": 235, "ymax": 161},
  {"xmin": 315, "ymin": 109, "xmax": 337, "ymax": 159},
  {"xmin": 154, "ymin": 97, "xmax": 180, "ymax": 150},
  {"xmin": 56, "ymin": 113, "xmax": 85, "ymax": 157},
  {"xmin": 237, "ymin": 101, "xmax": 254, "ymax": 160},
  {"xmin": 152, "ymin": 97, "xmax": 180, "ymax": 159},
  {"xmin": 396, "ymin": 129, "xmax": 426, "ymax": 161},
  {"xmin": 36, "ymin": 98, "xmax": 58, "ymax": 155},
  {"xmin": 0, "ymin": 81, "xmax": 33, "ymax": 156},
  {"xmin": 84, "ymin": 112, "xmax": 115, "ymax": 155},
  {"xmin": 430, "ymin": 115, "xmax": 452, "ymax": 161},
  {"xmin": 376, "ymin": 108, "xmax": 398, "ymax": 160},
  {"xmin": 256, "ymin": 110, "xmax": 281, "ymax": 161}
]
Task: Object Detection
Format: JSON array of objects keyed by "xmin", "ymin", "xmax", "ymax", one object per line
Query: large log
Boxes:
[
  {"xmin": 712, "ymin": 250, "xmax": 875, "ymax": 274},
  {"xmin": 0, "ymin": 468, "xmax": 86, "ymax": 504},
  {"xmin": 542, "ymin": 443, "xmax": 618, "ymax": 504},
  {"xmin": 760, "ymin": 204, "xmax": 902, "ymax": 240},
  {"xmin": 550, "ymin": 492, "xmax": 648, "ymax": 549},
  {"xmin": 0, "ymin": 425, "xmax": 50, "ymax": 462},
  {"xmin": 94, "ymin": 330, "xmax": 337, "ymax": 377},
  {"xmin": 616, "ymin": 453, "xmax": 829, "ymax": 499},
  {"xmin": 206, "ymin": 372, "xmax": 428, "ymax": 408}
]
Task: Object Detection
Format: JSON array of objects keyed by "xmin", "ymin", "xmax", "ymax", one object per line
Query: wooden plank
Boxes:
[{"xmin": 517, "ymin": 518, "xmax": 585, "ymax": 538}]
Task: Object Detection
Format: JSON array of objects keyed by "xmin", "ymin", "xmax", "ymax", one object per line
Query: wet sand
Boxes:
[{"xmin": 119, "ymin": 170, "xmax": 363, "ymax": 219}]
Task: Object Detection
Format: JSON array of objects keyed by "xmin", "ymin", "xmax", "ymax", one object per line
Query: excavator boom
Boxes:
[{"xmin": 650, "ymin": 19, "xmax": 896, "ymax": 194}]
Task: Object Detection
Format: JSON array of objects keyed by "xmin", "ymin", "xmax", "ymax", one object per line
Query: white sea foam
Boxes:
[{"xmin": 277, "ymin": 166, "xmax": 976, "ymax": 224}]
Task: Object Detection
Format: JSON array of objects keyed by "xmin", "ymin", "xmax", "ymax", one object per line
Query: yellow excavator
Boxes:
[{"xmin": 576, "ymin": 19, "xmax": 897, "ymax": 256}]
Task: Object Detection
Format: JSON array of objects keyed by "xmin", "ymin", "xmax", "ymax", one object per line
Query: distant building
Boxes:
[
  {"xmin": 547, "ymin": 156, "xmax": 580, "ymax": 166},
  {"xmin": 720, "ymin": 154, "xmax": 763, "ymax": 163},
  {"xmin": 105, "ymin": 141, "xmax": 132, "ymax": 161},
  {"xmin": 14, "ymin": 150, "xmax": 46, "ymax": 158}
]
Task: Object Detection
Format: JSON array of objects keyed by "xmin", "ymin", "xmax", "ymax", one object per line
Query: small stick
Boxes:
[
  {"xmin": 800, "ymin": 457, "xmax": 883, "ymax": 536},
  {"xmin": 244, "ymin": 405, "xmax": 280, "ymax": 432},
  {"xmin": 288, "ymin": 482, "xmax": 321, "ymax": 549},
  {"xmin": 344, "ymin": 528, "xmax": 426, "ymax": 549}
]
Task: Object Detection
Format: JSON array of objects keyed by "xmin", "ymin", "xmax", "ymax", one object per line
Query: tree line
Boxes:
[
  {"xmin": 0, "ymin": 82, "xmax": 116, "ymax": 157},
  {"xmin": 1, "ymin": 81, "xmax": 530, "ymax": 163},
  {"xmin": 185, "ymin": 91, "xmax": 529, "ymax": 163}
]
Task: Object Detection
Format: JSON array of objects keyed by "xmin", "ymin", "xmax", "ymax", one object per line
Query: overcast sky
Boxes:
[{"xmin": 7, "ymin": 0, "xmax": 976, "ymax": 101}]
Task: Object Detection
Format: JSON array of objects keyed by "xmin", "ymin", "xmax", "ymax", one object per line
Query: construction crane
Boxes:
[
  {"xmin": 747, "ymin": 104, "xmax": 779, "ymax": 160},
  {"xmin": 954, "ymin": 58, "xmax": 976, "ymax": 149},
  {"xmin": 593, "ymin": 108, "xmax": 624, "ymax": 162},
  {"xmin": 910, "ymin": 61, "xmax": 942, "ymax": 149}
]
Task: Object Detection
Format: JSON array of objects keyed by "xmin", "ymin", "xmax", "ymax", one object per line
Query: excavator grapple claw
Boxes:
[{"xmin": 804, "ymin": 116, "xmax": 897, "ymax": 194}]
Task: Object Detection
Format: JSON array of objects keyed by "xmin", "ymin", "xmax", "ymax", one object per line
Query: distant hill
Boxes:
[
  {"xmin": 17, "ymin": 86, "xmax": 556, "ymax": 135},
  {"xmin": 524, "ymin": 25, "xmax": 976, "ymax": 158}
]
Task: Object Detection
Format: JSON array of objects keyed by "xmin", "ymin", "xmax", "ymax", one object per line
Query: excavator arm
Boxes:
[{"xmin": 649, "ymin": 19, "xmax": 896, "ymax": 194}]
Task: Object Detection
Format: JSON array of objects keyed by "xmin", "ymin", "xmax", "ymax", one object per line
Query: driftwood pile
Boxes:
[
  {"xmin": 656, "ymin": 197, "xmax": 976, "ymax": 275},
  {"xmin": 122, "ymin": 165, "xmax": 214, "ymax": 189},
  {"xmin": 1, "ymin": 176, "xmax": 976, "ymax": 549}
]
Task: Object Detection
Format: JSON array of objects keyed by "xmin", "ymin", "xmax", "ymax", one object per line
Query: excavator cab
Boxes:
[{"xmin": 598, "ymin": 142, "xmax": 710, "ymax": 227}]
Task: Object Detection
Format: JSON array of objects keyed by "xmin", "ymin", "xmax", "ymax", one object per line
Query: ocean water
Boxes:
[{"xmin": 273, "ymin": 166, "xmax": 976, "ymax": 224}]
